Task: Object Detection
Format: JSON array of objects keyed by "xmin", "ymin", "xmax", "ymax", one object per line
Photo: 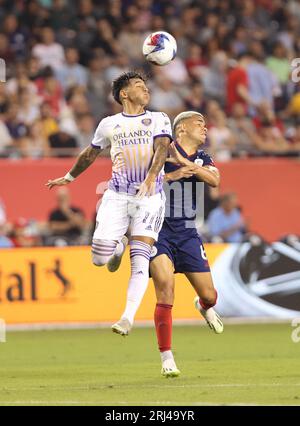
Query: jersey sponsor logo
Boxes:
[
  {"xmin": 113, "ymin": 129, "xmax": 152, "ymax": 147},
  {"xmin": 114, "ymin": 124, "xmax": 121, "ymax": 130},
  {"xmin": 195, "ymin": 158, "xmax": 204, "ymax": 166},
  {"xmin": 142, "ymin": 118, "xmax": 152, "ymax": 126}
]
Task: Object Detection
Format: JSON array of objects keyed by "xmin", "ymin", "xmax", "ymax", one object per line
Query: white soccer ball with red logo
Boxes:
[{"xmin": 142, "ymin": 31, "xmax": 177, "ymax": 66}]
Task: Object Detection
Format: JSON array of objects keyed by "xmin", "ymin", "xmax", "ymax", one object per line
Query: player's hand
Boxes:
[
  {"xmin": 46, "ymin": 177, "xmax": 71, "ymax": 190},
  {"xmin": 166, "ymin": 166, "xmax": 195, "ymax": 182},
  {"xmin": 137, "ymin": 174, "xmax": 156, "ymax": 198},
  {"xmin": 166, "ymin": 142, "xmax": 190, "ymax": 166}
]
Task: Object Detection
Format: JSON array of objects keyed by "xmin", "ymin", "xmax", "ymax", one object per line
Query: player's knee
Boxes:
[{"xmin": 201, "ymin": 289, "xmax": 217, "ymax": 307}]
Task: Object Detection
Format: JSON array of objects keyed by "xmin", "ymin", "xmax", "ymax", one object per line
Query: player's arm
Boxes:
[
  {"xmin": 166, "ymin": 142, "xmax": 220, "ymax": 187},
  {"xmin": 192, "ymin": 165, "xmax": 220, "ymax": 187},
  {"xmin": 137, "ymin": 136, "xmax": 171, "ymax": 197},
  {"xmin": 46, "ymin": 146, "xmax": 101, "ymax": 189}
]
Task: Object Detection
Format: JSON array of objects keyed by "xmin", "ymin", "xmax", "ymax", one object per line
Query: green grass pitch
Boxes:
[{"xmin": 0, "ymin": 323, "xmax": 299, "ymax": 406}]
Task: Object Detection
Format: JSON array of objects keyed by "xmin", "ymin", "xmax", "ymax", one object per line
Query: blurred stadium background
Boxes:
[{"xmin": 0, "ymin": 0, "xmax": 299, "ymax": 325}]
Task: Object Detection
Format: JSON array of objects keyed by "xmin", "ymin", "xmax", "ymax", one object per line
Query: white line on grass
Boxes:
[{"xmin": 1, "ymin": 383, "xmax": 300, "ymax": 393}]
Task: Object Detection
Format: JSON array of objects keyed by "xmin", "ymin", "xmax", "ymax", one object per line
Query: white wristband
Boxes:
[{"xmin": 64, "ymin": 172, "xmax": 75, "ymax": 182}]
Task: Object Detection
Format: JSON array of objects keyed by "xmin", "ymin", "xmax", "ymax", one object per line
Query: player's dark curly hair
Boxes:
[{"xmin": 112, "ymin": 71, "xmax": 147, "ymax": 105}]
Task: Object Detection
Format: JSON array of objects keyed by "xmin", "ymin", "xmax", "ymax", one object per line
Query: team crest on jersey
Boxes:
[
  {"xmin": 142, "ymin": 118, "xmax": 152, "ymax": 126},
  {"xmin": 195, "ymin": 158, "xmax": 204, "ymax": 166}
]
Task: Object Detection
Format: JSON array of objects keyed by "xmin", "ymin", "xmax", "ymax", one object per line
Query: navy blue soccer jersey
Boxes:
[
  {"xmin": 164, "ymin": 141, "xmax": 215, "ymax": 234},
  {"xmin": 150, "ymin": 141, "xmax": 215, "ymax": 274}
]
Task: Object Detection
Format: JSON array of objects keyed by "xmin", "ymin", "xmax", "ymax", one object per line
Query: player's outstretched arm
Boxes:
[
  {"xmin": 137, "ymin": 136, "xmax": 171, "ymax": 198},
  {"xmin": 46, "ymin": 146, "xmax": 101, "ymax": 190}
]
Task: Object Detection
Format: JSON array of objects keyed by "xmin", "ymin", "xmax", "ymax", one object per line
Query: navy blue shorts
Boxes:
[{"xmin": 150, "ymin": 222, "xmax": 210, "ymax": 274}]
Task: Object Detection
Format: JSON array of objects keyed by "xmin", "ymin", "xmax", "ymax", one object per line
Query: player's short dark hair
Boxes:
[{"xmin": 112, "ymin": 71, "xmax": 147, "ymax": 105}]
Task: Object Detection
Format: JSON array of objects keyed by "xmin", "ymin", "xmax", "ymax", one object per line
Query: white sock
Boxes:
[
  {"xmin": 121, "ymin": 240, "xmax": 152, "ymax": 325},
  {"xmin": 160, "ymin": 350, "xmax": 174, "ymax": 363}
]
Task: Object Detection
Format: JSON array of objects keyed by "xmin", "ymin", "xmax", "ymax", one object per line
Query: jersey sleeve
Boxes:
[
  {"xmin": 153, "ymin": 112, "xmax": 173, "ymax": 140},
  {"xmin": 91, "ymin": 118, "xmax": 110, "ymax": 149}
]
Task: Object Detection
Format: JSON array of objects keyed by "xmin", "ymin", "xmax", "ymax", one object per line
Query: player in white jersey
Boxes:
[{"xmin": 46, "ymin": 72, "xmax": 172, "ymax": 335}]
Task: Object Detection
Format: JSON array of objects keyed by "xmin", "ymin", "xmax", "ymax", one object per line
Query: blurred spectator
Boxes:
[
  {"xmin": 150, "ymin": 76, "xmax": 184, "ymax": 119},
  {"xmin": 48, "ymin": 188, "xmax": 86, "ymax": 246},
  {"xmin": 32, "ymin": 27, "xmax": 65, "ymax": 71},
  {"xmin": 49, "ymin": 122, "xmax": 78, "ymax": 157},
  {"xmin": 17, "ymin": 88, "xmax": 40, "ymax": 126},
  {"xmin": 0, "ymin": 204, "xmax": 14, "ymax": 247},
  {"xmin": 184, "ymin": 82, "xmax": 206, "ymax": 115},
  {"xmin": 266, "ymin": 42, "xmax": 290, "ymax": 87},
  {"xmin": 91, "ymin": 18, "xmax": 120, "ymax": 57},
  {"xmin": 3, "ymin": 14, "xmax": 27, "ymax": 60},
  {"xmin": 227, "ymin": 103, "xmax": 257, "ymax": 156},
  {"xmin": 76, "ymin": 113, "xmax": 95, "ymax": 150},
  {"xmin": 0, "ymin": 199, "xmax": 7, "ymax": 226},
  {"xmin": 207, "ymin": 193, "xmax": 246, "ymax": 243},
  {"xmin": 159, "ymin": 56, "xmax": 189, "ymax": 86},
  {"xmin": 4, "ymin": 103, "xmax": 27, "ymax": 141},
  {"xmin": 0, "ymin": 33, "xmax": 14, "ymax": 64},
  {"xmin": 204, "ymin": 185, "xmax": 220, "ymax": 221},
  {"xmin": 118, "ymin": 17, "xmax": 145, "ymax": 66},
  {"xmin": 11, "ymin": 218, "xmax": 41, "ymax": 248},
  {"xmin": 226, "ymin": 53, "xmax": 252, "ymax": 115},
  {"xmin": 247, "ymin": 54, "xmax": 277, "ymax": 115},
  {"xmin": 40, "ymin": 102, "xmax": 59, "ymax": 139},
  {"xmin": 6, "ymin": 62, "xmax": 38, "ymax": 98},
  {"xmin": 202, "ymin": 50, "xmax": 227, "ymax": 105},
  {"xmin": 35, "ymin": 67, "xmax": 64, "ymax": 118},
  {"xmin": 21, "ymin": 119, "xmax": 50, "ymax": 158},
  {"xmin": 207, "ymin": 110, "xmax": 236, "ymax": 161},
  {"xmin": 104, "ymin": 53, "xmax": 130, "ymax": 83},
  {"xmin": 0, "ymin": 119, "xmax": 13, "ymax": 157},
  {"xmin": 185, "ymin": 43, "xmax": 207, "ymax": 80},
  {"xmin": 87, "ymin": 54, "xmax": 110, "ymax": 118},
  {"xmin": 56, "ymin": 47, "xmax": 88, "ymax": 92},
  {"xmin": 0, "ymin": 0, "xmax": 297, "ymax": 162}
]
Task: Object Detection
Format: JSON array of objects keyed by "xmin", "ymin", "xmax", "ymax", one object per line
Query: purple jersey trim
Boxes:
[
  {"xmin": 91, "ymin": 143, "xmax": 102, "ymax": 149},
  {"xmin": 122, "ymin": 112, "xmax": 147, "ymax": 117}
]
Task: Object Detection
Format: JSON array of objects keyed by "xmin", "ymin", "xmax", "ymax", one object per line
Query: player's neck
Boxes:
[
  {"xmin": 122, "ymin": 103, "xmax": 145, "ymax": 116},
  {"xmin": 178, "ymin": 137, "xmax": 199, "ymax": 155}
]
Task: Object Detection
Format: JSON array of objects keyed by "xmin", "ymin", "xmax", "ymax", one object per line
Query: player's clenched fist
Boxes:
[{"xmin": 46, "ymin": 177, "xmax": 71, "ymax": 190}]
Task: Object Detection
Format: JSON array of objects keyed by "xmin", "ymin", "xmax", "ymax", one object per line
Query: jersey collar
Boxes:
[
  {"xmin": 175, "ymin": 141, "xmax": 198, "ymax": 158},
  {"xmin": 122, "ymin": 111, "xmax": 147, "ymax": 118}
]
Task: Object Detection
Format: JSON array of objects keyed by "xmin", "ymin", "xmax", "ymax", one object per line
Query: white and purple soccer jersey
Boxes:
[{"xmin": 91, "ymin": 111, "xmax": 172, "ymax": 195}]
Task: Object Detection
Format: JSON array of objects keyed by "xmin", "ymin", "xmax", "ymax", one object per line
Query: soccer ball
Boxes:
[{"xmin": 142, "ymin": 31, "xmax": 177, "ymax": 66}]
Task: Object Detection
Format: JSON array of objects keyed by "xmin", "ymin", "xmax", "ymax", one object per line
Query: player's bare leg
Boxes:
[
  {"xmin": 151, "ymin": 254, "xmax": 180, "ymax": 377},
  {"xmin": 112, "ymin": 235, "xmax": 154, "ymax": 336},
  {"xmin": 185, "ymin": 272, "xmax": 224, "ymax": 334}
]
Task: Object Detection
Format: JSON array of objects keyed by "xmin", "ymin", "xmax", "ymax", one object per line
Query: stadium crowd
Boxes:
[{"xmin": 0, "ymin": 0, "xmax": 300, "ymax": 247}]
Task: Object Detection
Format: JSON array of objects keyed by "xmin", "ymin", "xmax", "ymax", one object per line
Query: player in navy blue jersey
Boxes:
[{"xmin": 150, "ymin": 111, "xmax": 224, "ymax": 377}]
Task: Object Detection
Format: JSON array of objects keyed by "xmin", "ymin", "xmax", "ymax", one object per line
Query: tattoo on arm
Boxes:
[
  {"xmin": 69, "ymin": 146, "xmax": 101, "ymax": 178},
  {"xmin": 148, "ymin": 137, "xmax": 171, "ymax": 177}
]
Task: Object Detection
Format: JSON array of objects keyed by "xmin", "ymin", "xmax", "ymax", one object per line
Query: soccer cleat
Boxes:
[
  {"xmin": 194, "ymin": 297, "xmax": 224, "ymax": 334},
  {"xmin": 111, "ymin": 318, "xmax": 132, "ymax": 336},
  {"xmin": 107, "ymin": 236, "xmax": 128, "ymax": 273},
  {"xmin": 161, "ymin": 358, "xmax": 181, "ymax": 378}
]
